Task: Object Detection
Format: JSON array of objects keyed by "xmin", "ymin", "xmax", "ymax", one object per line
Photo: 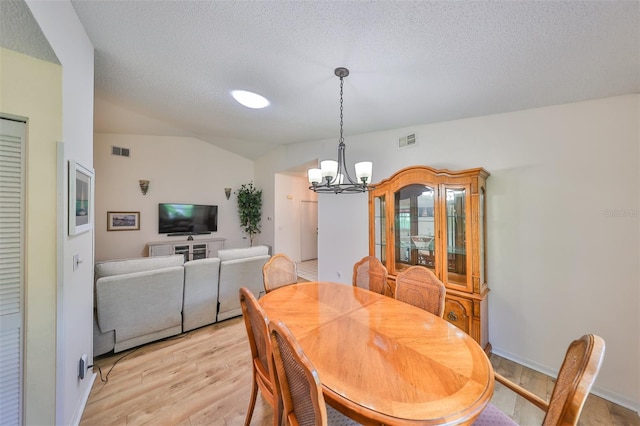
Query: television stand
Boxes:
[{"xmin": 147, "ymin": 237, "xmax": 225, "ymax": 262}]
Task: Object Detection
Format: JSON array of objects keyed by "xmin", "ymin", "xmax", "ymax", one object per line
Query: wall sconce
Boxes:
[
  {"xmin": 224, "ymin": 188, "xmax": 232, "ymax": 200},
  {"xmin": 139, "ymin": 180, "xmax": 150, "ymax": 195}
]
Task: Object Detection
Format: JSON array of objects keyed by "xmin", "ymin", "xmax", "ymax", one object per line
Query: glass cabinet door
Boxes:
[
  {"xmin": 443, "ymin": 186, "xmax": 468, "ymax": 286},
  {"xmin": 373, "ymin": 195, "xmax": 386, "ymax": 265},
  {"xmin": 479, "ymin": 186, "xmax": 487, "ymax": 287},
  {"xmin": 393, "ymin": 184, "xmax": 436, "ymax": 274}
]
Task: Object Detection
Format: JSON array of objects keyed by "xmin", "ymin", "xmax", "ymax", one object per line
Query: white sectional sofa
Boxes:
[{"xmin": 93, "ymin": 245, "xmax": 271, "ymax": 356}]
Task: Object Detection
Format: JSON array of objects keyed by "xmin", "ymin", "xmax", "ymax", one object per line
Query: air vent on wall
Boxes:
[
  {"xmin": 398, "ymin": 133, "xmax": 417, "ymax": 149},
  {"xmin": 111, "ymin": 146, "xmax": 130, "ymax": 157}
]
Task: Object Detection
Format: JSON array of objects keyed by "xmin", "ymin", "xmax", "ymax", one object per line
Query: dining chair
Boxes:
[
  {"xmin": 394, "ymin": 266, "xmax": 446, "ymax": 317},
  {"xmin": 268, "ymin": 319, "xmax": 360, "ymax": 426},
  {"xmin": 263, "ymin": 253, "xmax": 298, "ymax": 293},
  {"xmin": 352, "ymin": 255, "xmax": 389, "ymax": 295},
  {"xmin": 473, "ymin": 334, "xmax": 606, "ymax": 426},
  {"xmin": 239, "ymin": 287, "xmax": 280, "ymax": 426}
]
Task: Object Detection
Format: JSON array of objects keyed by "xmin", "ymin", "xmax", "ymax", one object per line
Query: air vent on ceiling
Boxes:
[
  {"xmin": 398, "ymin": 133, "xmax": 417, "ymax": 149},
  {"xmin": 111, "ymin": 146, "xmax": 130, "ymax": 157}
]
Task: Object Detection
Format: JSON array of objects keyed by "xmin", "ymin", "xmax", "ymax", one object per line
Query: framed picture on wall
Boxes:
[
  {"xmin": 107, "ymin": 211, "xmax": 140, "ymax": 231},
  {"xmin": 68, "ymin": 160, "xmax": 95, "ymax": 236}
]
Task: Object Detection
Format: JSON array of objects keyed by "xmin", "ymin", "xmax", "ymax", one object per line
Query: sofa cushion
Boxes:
[
  {"xmin": 217, "ymin": 254, "xmax": 270, "ymax": 322},
  {"xmin": 95, "ymin": 255, "xmax": 184, "ymax": 279},
  {"xmin": 217, "ymin": 245, "xmax": 269, "ymax": 262},
  {"xmin": 183, "ymin": 258, "xmax": 221, "ymax": 332}
]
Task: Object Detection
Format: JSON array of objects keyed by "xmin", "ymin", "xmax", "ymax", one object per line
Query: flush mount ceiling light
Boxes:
[
  {"xmin": 308, "ymin": 67, "xmax": 373, "ymax": 194},
  {"xmin": 231, "ymin": 90, "xmax": 270, "ymax": 109}
]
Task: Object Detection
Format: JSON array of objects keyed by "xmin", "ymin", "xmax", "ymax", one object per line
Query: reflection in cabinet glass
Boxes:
[
  {"xmin": 369, "ymin": 165, "xmax": 490, "ymax": 351},
  {"xmin": 393, "ymin": 184, "xmax": 437, "ymax": 273},
  {"xmin": 445, "ymin": 187, "xmax": 467, "ymax": 285}
]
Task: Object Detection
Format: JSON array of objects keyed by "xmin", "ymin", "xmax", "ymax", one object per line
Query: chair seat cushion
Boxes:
[
  {"xmin": 326, "ymin": 405, "xmax": 360, "ymax": 425},
  {"xmin": 472, "ymin": 403, "xmax": 518, "ymax": 425}
]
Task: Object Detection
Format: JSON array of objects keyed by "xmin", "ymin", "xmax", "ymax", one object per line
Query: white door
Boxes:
[
  {"xmin": 300, "ymin": 200, "xmax": 318, "ymax": 261},
  {"xmin": 0, "ymin": 118, "xmax": 25, "ymax": 426}
]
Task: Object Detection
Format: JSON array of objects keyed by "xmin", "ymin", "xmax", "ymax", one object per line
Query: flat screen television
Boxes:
[{"xmin": 158, "ymin": 203, "xmax": 218, "ymax": 235}]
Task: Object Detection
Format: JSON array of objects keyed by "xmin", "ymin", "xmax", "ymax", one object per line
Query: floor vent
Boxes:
[
  {"xmin": 112, "ymin": 146, "xmax": 130, "ymax": 157},
  {"xmin": 398, "ymin": 133, "xmax": 417, "ymax": 149}
]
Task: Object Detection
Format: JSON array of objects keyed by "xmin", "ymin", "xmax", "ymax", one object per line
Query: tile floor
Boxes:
[{"xmin": 297, "ymin": 259, "xmax": 318, "ymax": 281}]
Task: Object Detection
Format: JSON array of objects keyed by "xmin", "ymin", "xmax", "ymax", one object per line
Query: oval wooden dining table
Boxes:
[{"xmin": 259, "ymin": 281, "xmax": 494, "ymax": 426}]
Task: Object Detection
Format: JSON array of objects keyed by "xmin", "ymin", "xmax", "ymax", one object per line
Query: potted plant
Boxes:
[{"xmin": 236, "ymin": 182, "xmax": 262, "ymax": 246}]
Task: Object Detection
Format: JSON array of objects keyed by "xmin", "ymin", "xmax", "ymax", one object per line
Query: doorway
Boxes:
[{"xmin": 300, "ymin": 200, "xmax": 318, "ymax": 261}]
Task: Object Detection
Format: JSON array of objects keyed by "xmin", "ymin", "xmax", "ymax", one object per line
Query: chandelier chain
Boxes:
[{"xmin": 339, "ymin": 76, "xmax": 344, "ymax": 144}]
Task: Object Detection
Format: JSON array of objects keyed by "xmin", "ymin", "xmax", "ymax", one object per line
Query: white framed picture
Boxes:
[
  {"xmin": 107, "ymin": 211, "xmax": 140, "ymax": 231},
  {"xmin": 68, "ymin": 160, "xmax": 94, "ymax": 236}
]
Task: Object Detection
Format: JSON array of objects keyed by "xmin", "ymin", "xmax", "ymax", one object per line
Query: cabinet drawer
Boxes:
[{"xmin": 444, "ymin": 296, "xmax": 472, "ymax": 334}]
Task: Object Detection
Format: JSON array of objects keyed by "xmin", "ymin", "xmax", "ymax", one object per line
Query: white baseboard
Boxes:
[{"xmin": 70, "ymin": 372, "xmax": 97, "ymax": 426}]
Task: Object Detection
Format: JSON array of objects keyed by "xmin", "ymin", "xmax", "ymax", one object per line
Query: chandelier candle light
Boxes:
[{"xmin": 308, "ymin": 67, "xmax": 373, "ymax": 194}]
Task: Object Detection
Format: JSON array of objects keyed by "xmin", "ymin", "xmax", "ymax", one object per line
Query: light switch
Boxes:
[{"xmin": 73, "ymin": 254, "xmax": 83, "ymax": 271}]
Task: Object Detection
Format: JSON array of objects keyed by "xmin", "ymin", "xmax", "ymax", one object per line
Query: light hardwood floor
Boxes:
[{"xmin": 81, "ymin": 317, "xmax": 639, "ymax": 425}]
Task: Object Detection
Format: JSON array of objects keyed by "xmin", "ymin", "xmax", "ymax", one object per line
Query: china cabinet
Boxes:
[{"xmin": 368, "ymin": 165, "xmax": 490, "ymax": 350}]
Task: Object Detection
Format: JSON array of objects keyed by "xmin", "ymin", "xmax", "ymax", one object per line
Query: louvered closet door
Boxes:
[{"xmin": 0, "ymin": 118, "xmax": 25, "ymax": 426}]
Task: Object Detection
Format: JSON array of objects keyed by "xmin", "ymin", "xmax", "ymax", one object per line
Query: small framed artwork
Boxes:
[
  {"xmin": 107, "ymin": 211, "xmax": 140, "ymax": 231},
  {"xmin": 68, "ymin": 160, "xmax": 95, "ymax": 236}
]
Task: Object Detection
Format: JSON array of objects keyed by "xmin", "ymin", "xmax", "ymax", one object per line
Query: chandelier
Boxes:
[{"xmin": 308, "ymin": 67, "xmax": 373, "ymax": 194}]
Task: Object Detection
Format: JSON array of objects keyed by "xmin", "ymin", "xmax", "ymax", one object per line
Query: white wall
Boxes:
[
  {"xmin": 24, "ymin": 2, "xmax": 95, "ymax": 425},
  {"xmin": 2, "ymin": 1, "xmax": 93, "ymax": 424},
  {"xmin": 255, "ymin": 94, "xmax": 640, "ymax": 410},
  {"xmin": 94, "ymin": 133, "xmax": 255, "ymax": 261},
  {"xmin": 1, "ymin": 47, "xmax": 61, "ymax": 426}
]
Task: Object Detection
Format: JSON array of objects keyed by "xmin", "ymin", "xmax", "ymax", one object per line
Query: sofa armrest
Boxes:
[
  {"xmin": 95, "ymin": 266, "xmax": 184, "ymax": 344},
  {"xmin": 93, "ymin": 309, "xmax": 115, "ymax": 356},
  {"xmin": 183, "ymin": 258, "xmax": 221, "ymax": 332}
]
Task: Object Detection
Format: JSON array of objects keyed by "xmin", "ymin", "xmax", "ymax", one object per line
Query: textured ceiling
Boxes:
[
  {"xmin": 10, "ymin": 1, "xmax": 640, "ymax": 160},
  {"xmin": 0, "ymin": 0, "xmax": 58, "ymax": 64}
]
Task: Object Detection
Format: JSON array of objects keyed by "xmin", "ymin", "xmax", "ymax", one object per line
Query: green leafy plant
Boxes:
[{"xmin": 236, "ymin": 182, "xmax": 262, "ymax": 246}]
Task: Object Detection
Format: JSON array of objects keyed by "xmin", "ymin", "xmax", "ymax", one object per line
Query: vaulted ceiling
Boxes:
[{"xmin": 4, "ymin": 1, "xmax": 639, "ymax": 160}]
